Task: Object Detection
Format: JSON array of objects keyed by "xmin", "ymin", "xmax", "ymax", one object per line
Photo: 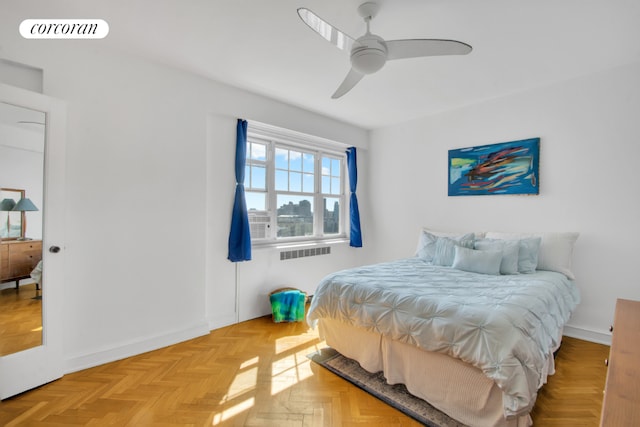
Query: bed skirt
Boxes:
[{"xmin": 318, "ymin": 318, "xmax": 533, "ymax": 427}]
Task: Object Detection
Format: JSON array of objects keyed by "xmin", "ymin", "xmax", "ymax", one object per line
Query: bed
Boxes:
[
  {"xmin": 30, "ymin": 260, "xmax": 43, "ymax": 290},
  {"xmin": 307, "ymin": 230, "xmax": 580, "ymax": 427}
]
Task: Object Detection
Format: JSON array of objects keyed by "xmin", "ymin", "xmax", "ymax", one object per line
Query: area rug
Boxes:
[{"xmin": 308, "ymin": 348, "xmax": 467, "ymax": 427}]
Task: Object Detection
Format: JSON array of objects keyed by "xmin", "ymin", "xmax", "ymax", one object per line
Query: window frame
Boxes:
[{"xmin": 245, "ymin": 122, "xmax": 348, "ymax": 247}]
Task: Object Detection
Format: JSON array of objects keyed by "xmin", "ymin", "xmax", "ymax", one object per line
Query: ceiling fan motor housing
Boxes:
[{"xmin": 350, "ymin": 33, "xmax": 387, "ymax": 74}]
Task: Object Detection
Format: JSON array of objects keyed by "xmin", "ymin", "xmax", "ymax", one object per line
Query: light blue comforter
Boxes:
[{"xmin": 307, "ymin": 257, "xmax": 580, "ymax": 417}]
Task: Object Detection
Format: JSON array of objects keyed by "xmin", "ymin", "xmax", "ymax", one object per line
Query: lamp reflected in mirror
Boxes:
[
  {"xmin": 12, "ymin": 198, "xmax": 38, "ymax": 240},
  {"xmin": 0, "ymin": 197, "xmax": 17, "ymax": 238},
  {"xmin": 0, "ymin": 189, "xmax": 26, "ymax": 239},
  {"xmin": 0, "ymin": 198, "xmax": 16, "ymax": 210}
]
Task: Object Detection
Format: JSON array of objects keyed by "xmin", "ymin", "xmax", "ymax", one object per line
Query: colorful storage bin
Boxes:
[{"xmin": 269, "ymin": 287, "xmax": 306, "ymax": 323}]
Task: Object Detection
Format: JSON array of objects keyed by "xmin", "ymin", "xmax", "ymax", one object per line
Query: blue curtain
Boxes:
[
  {"xmin": 346, "ymin": 147, "xmax": 362, "ymax": 247},
  {"xmin": 228, "ymin": 119, "xmax": 252, "ymax": 262}
]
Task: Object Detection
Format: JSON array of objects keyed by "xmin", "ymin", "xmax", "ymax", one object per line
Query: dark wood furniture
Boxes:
[{"xmin": 0, "ymin": 239, "xmax": 42, "ymax": 290}]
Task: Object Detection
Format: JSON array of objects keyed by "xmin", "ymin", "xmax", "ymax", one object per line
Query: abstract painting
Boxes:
[{"xmin": 448, "ymin": 138, "xmax": 540, "ymax": 196}]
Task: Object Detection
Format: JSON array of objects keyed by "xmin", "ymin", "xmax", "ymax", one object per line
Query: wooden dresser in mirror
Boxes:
[{"xmin": 0, "ymin": 239, "xmax": 42, "ymax": 289}]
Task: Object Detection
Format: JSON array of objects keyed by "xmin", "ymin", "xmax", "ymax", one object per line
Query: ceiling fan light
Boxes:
[{"xmin": 351, "ymin": 48, "xmax": 386, "ymax": 74}]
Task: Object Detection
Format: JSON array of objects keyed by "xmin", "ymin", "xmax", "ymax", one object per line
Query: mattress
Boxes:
[{"xmin": 307, "ymin": 257, "xmax": 580, "ymax": 418}]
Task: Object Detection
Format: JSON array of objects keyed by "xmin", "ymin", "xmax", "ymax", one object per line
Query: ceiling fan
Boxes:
[{"xmin": 297, "ymin": 2, "xmax": 472, "ymax": 99}]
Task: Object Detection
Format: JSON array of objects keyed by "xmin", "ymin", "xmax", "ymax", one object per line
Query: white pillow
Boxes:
[
  {"xmin": 485, "ymin": 231, "xmax": 579, "ymax": 279},
  {"xmin": 452, "ymin": 246, "xmax": 502, "ymax": 275},
  {"xmin": 475, "ymin": 238, "xmax": 520, "ymax": 275}
]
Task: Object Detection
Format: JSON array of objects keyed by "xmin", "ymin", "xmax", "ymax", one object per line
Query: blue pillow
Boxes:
[
  {"xmin": 432, "ymin": 234, "xmax": 475, "ymax": 266},
  {"xmin": 415, "ymin": 231, "xmax": 439, "ymax": 260},
  {"xmin": 475, "ymin": 238, "xmax": 519, "ymax": 275},
  {"xmin": 416, "ymin": 231, "xmax": 477, "ymax": 261},
  {"xmin": 517, "ymin": 237, "xmax": 541, "ymax": 273},
  {"xmin": 452, "ymin": 246, "xmax": 503, "ymax": 275}
]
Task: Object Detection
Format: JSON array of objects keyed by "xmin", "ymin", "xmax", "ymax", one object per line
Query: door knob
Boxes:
[{"xmin": 49, "ymin": 246, "xmax": 61, "ymax": 253}]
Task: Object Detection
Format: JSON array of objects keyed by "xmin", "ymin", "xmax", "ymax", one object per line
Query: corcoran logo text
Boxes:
[{"xmin": 20, "ymin": 19, "xmax": 109, "ymax": 39}]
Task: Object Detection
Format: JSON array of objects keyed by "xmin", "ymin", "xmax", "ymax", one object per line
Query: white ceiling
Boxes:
[{"xmin": 7, "ymin": 0, "xmax": 640, "ymax": 130}]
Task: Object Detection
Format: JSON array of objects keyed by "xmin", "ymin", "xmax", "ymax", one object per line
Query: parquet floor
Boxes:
[
  {"xmin": 531, "ymin": 336, "xmax": 610, "ymax": 426},
  {"xmin": 0, "ymin": 309, "xmax": 610, "ymax": 426},
  {"xmin": 0, "ymin": 283, "xmax": 42, "ymax": 356}
]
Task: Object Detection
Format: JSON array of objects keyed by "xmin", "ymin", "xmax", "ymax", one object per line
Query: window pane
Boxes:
[
  {"xmin": 289, "ymin": 150, "xmax": 302, "ymax": 171},
  {"xmin": 303, "ymin": 153, "xmax": 315, "ymax": 173},
  {"xmin": 275, "ymin": 169, "xmax": 288, "ymax": 191},
  {"xmin": 321, "ymin": 156, "xmax": 341, "ymax": 195},
  {"xmin": 251, "ymin": 165, "xmax": 266, "ymax": 189},
  {"xmin": 331, "ymin": 177, "xmax": 341, "ymax": 195},
  {"xmin": 322, "ymin": 157, "xmax": 331, "ymax": 176},
  {"xmin": 331, "ymin": 158, "xmax": 341, "ymax": 176},
  {"xmin": 277, "ymin": 195, "xmax": 313, "ymax": 238},
  {"xmin": 289, "ymin": 172, "xmax": 302, "ymax": 192},
  {"xmin": 246, "ymin": 191, "xmax": 266, "ymax": 211},
  {"xmin": 275, "ymin": 148, "xmax": 288, "ymax": 169},
  {"xmin": 323, "ymin": 197, "xmax": 340, "ymax": 234},
  {"xmin": 321, "ymin": 176, "xmax": 330, "ymax": 194},
  {"xmin": 250, "ymin": 142, "xmax": 266, "ymax": 161},
  {"xmin": 302, "ymin": 173, "xmax": 314, "ymax": 193}
]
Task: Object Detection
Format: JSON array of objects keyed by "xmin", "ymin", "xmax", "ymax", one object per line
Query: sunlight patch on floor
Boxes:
[
  {"xmin": 275, "ymin": 335, "xmax": 304, "ymax": 354},
  {"xmin": 227, "ymin": 365, "xmax": 257, "ymax": 400},
  {"xmin": 240, "ymin": 356, "xmax": 259, "ymax": 369},
  {"xmin": 212, "ymin": 331, "xmax": 326, "ymax": 423},
  {"xmin": 270, "ymin": 341, "xmax": 322, "ymax": 396},
  {"xmin": 212, "ymin": 397, "xmax": 255, "ymax": 425}
]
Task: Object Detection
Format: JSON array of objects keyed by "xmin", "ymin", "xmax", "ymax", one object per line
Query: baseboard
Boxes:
[
  {"xmin": 563, "ymin": 324, "xmax": 612, "ymax": 346},
  {"xmin": 64, "ymin": 321, "xmax": 210, "ymax": 374},
  {"xmin": 207, "ymin": 313, "xmax": 238, "ymax": 331},
  {"xmin": 0, "ymin": 279, "xmax": 36, "ymax": 291}
]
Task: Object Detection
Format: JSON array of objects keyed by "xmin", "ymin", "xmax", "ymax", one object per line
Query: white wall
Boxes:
[
  {"xmin": 367, "ymin": 61, "xmax": 640, "ymax": 344},
  {"xmin": 0, "ymin": 18, "xmax": 368, "ymax": 372}
]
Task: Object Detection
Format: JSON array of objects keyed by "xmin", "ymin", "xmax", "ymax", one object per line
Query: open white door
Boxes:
[{"xmin": 0, "ymin": 83, "xmax": 66, "ymax": 399}]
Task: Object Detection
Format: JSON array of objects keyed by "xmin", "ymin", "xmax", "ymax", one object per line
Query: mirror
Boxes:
[{"xmin": 0, "ymin": 102, "xmax": 45, "ymax": 356}]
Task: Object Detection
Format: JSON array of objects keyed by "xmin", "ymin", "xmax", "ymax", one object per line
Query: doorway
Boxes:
[{"xmin": 0, "ymin": 83, "xmax": 66, "ymax": 399}]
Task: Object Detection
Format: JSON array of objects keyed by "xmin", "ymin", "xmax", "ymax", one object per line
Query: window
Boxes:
[{"xmin": 245, "ymin": 123, "xmax": 346, "ymax": 245}]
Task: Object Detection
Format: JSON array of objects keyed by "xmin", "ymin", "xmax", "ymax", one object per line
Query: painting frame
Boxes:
[{"xmin": 448, "ymin": 137, "xmax": 540, "ymax": 196}]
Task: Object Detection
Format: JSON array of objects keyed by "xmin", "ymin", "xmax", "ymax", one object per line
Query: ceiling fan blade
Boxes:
[
  {"xmin": 386, "ymin": 39, "xmax": 472, "ymax": 60},
  {"xmin": 297, "ymin": 8, "xmax": 356, "ymax": 52},
  {"xmin": 332, "ymin": 68, "xmax": 365, "ymax": 99}
]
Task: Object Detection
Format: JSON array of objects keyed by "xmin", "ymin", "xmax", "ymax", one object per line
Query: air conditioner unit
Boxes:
[{"xmin": 249, "ymin": 213, "xmax": 271, "ymax": 239}]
